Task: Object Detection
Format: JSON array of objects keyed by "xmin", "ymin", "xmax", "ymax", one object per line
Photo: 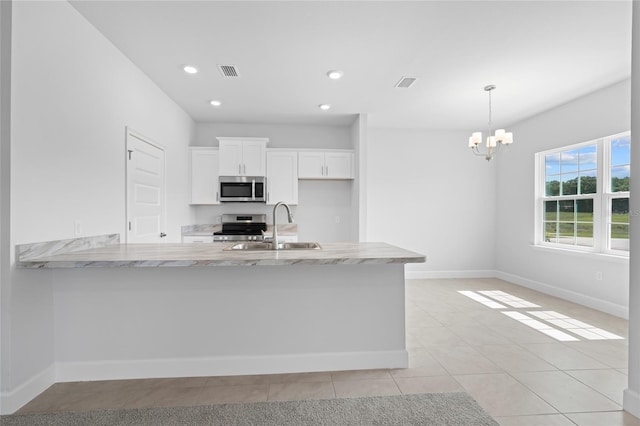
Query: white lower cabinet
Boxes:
[
  {"xmin": 266, "ymin": 150, "xmax": 298, "ymax": 205},
  {"xmin": 190, "ymin": 147, "xmax": 220, "ymax": 205},
  {"xmin": 298, "ymin": 150, "xmax": 354, "ymax": 179}
]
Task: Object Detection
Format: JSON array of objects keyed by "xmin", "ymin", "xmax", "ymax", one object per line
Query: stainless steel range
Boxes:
[{"xmin": 213, "ymin": 214, "xmax": 267, "ymax": 242}]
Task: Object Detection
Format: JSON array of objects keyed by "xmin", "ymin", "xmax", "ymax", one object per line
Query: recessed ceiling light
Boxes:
[
  {"xmin": 327, "ymin": 70, "xmax": 343, "ymax": 80},
  {"xmin": 183, "ymin": 65, "xmax": 199, "ymax": 74},
  {"xmin": 319, "ymin": 104, "xmax": 331, "ymax": 111},
  {"xmin": 210, "ymin": 100, "xmax": 221, "ymax": 107}
]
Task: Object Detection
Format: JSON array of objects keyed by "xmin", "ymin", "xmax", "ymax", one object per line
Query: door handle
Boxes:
[{"xmin": 160, "ymin": 232, "xmax": 167, "ymax": 238}]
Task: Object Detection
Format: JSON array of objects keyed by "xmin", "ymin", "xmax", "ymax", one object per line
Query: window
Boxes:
[{"xmin": 535, "ymin": 132, "xmax": 630, "ymax": 255}]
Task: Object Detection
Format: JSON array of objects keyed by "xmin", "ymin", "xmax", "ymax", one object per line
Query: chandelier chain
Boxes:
[{"xmin": 488, "ymin": 89, "xmax": 493, "ymax": 132}]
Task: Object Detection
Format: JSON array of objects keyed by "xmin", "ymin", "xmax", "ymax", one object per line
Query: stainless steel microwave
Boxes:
[{"xmin": 219, "ymin": 176, "xmax": 266, "ymax": 202}]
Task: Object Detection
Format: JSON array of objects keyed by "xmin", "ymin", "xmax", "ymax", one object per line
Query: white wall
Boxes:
[
  {"xmin": 624, "ymin": 3, "xmax": 640, "ymax": 416},
  {"xmin": 12, "ymin": 2, "xmax": 194, "ymax": 246},
  {"xmin": 351, "ymin": 114, "xmax": 367, "ymax": 242},
  {"xmin": 192, "ymin": 122, "xmax": 356, "ymax": 242},
  {"xmin": 195, "ymin": 122, "xmax": 352, "ymax": 149},
  {"xmin": 495, "ymin": 79, "xmax": 631, "ymax": 318},
  {"xmin": 2, "ymin": 1, "xmax": 194, "ymax": 411},
  {"xmin": 366, "ymin": 128, "xmax": 497, "ymax": 277},
  {"xmin": 0, "ymin": 0, "xmax": 11, "ymax": 414}
]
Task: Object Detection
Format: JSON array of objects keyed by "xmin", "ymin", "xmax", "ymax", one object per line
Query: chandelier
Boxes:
[{"xmin": 468, "ymin": 84, "xmax": 513, "ymax": 161}]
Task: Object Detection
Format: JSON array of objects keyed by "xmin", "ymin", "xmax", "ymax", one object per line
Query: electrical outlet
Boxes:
[
  {"xmin": 595, "ymin": 271, "xmax": 603, "ymax": 281},
  {"xmin": 335, "ymin": 216, "xmax": 340, "ymax": 224},
  {"xmin": 215, "ymin": 216, "xmax": 221, "ymax": 224},
  {"xmin": 74, "ymin": 220, "xmax": 82, "ymax": 236}
]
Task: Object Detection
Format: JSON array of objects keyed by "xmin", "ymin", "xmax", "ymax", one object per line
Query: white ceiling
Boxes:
[{"xmin": 70, "ymin": 1, "xmax": 632, "ymax": 130}]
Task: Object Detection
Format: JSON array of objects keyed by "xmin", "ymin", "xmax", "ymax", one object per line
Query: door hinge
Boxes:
[
  {"xmin": 128, "ymin": 221, "xmax": 131, "ymax": 231},
  {"xmin": 128, "ymin": 150, "xmax": 133, "ymax": 160}
]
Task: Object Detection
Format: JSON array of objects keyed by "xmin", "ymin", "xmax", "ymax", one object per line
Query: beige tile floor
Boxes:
[{"xmin": 15, "ymin": 278, "xmax": 640, "ymax": 425}]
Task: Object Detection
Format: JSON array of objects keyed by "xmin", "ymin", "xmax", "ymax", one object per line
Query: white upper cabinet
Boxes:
[
  {"xmin": 266, "ymin": 150, "xmax": 298, "ymax": 205},
  {"xmin": 298, "ymin": 150, "xmax": 354, "ymax": 179},
  {"xmin": 217, "ymin": 137, "xmax": 268, "ymax": 176},
  {"xmin": 325, "ymin": 151, "xmax": 354, "ymax": 179},
  {"xmin": 190, "ymin": 147, "xmax": 220, "ymax": 205}
]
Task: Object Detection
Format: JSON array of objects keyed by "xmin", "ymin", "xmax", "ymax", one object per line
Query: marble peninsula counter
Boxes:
[
  {"xmin": 18, "ymin": 240, "xmax": 424, "ymax": 268},
  {"xmin": 16, "ymin": 234, "xmax": 425, "ymax": 386}
]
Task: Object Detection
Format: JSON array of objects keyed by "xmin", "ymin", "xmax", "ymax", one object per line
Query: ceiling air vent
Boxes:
[
  {"xmin": 218, "ymin": 64, "xmax": 240, "ymax": 78},
  {"xmin": 395, "ymin": 76, "xmax": 417, "ymax": 88}
]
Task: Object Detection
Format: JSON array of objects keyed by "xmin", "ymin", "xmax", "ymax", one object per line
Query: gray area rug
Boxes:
[{"xmin": 1, "ymin": 392, "xmax": 498, "ymax": 426}]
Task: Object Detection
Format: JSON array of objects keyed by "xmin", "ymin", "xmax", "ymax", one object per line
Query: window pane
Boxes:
[
  {"xmin": 576, "ymin": 199, "xmax": 594, "ymax": 222},
  {"xmin": 545, "ymin": 153, "xmax": 561, "ymax": 175},
  {"xmin": 612, "ymin": 198, "xmax": 629, "ymax": 224},
  {"xmin": 579, "ymin": 170, "xmax": 597, "ymax": 194},
  {"xmin": 561, "ymin": 149, "xmax": 579, "ymax": 173},
  {"xmin": 545, "ymin": 201, "xmax": 557, "ymax": 221},
  {"xmin": 576, "ymin": 223, "xmax": 593, "ymax": 247},
  {"xmin": 559, "ymin": 200, "xmax": 574, "ymax": 221},
  {"xmin": 546, "ymin": 176, "xmax": 560, "ymax": 196},
  {"xmin": 579, "ymin": 145, "xmax": 597, "ymax": 171},
  {"xmin": 610, "ymin": 197, "xmax": 629, "ymax": 251},
  {"xmin": 610, "ymin": 224, "xmax": 629, "ymax": 251},
  {"xmin": 561, "ymin": 173, "xmax": 578, "ymax": 195},
  {"xmin": 545, "ymin": 222, "xmax": 557, "ymax": 243},
  {"xmin": 611, "ymin": 166, "xmax": 630, "ymax": 192},
  {"xmin": 558, "ymin": 222, "xmax": 575, "ymax": 245},
  {"xmin": 611, "ymin": 136, "xmax": 631, "ymax": 167}
]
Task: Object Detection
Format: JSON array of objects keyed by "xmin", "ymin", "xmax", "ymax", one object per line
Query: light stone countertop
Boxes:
[{"xmin": 17, "ymin": 241, "xmax": 425, "ymax": 268}]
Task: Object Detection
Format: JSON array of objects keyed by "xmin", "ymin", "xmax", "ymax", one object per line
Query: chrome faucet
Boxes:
[{"xmin": 272, "ymin": 201, "xmax": 294, "ymax": 250}]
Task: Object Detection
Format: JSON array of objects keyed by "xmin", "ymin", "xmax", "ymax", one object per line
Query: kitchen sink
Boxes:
[{"xmin": 224, "ymin": 241, "xmax": 322, "ymax": 251}]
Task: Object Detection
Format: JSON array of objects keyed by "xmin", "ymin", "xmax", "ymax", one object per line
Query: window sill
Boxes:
[{"xmin": 531, "ymin": 244, "xmax": 629, "ymax": 264}]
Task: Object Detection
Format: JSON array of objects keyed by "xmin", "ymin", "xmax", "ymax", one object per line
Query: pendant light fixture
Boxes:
[{"xmin": 468, "ymin": 85, "xmax": 513, "ymax": 161}]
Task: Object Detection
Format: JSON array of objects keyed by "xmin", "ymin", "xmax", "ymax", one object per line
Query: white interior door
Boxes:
[{"xmin": 126, "ymin": 128, "xmax": 166, "ymax": 243}]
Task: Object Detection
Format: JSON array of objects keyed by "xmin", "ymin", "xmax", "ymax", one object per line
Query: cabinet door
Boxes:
[
  {"xmin": 267, "ymin": 151, "xmax": 298, "ymax": 205},
  {"xmin": 325, "ymin": 152, "xmax": 354, "ymax": 179},
  {"xmin": 242, "ymin": 140, "xmax": 267, "ymax": 176},
  {"xmin": 218, "ymin": 140, "xmax": 243, "ymax": 176},
  {"xmin": 190, "ymin": 148, "xmax": 220, "ymax": 204},
  {"xmin": 298, "ymin": 151, "xmax": 326, "ymax": 179}
]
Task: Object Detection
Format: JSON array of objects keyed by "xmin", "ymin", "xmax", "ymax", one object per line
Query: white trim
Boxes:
[
  {"xmin": 494, "ymin": 270, "xmax": 628, "ymax": 319},
  {"xmin": 0, "ymin": 364, "xmax": 55, "ymax": 415},
  {"xmin": 55, "ymin": 350, "xmax": 408, "ymax": 383},
  {"xmin": 531, "ymin": 244, "xmax": 629, "ymax": 264},
  {"xmin": 624, "ymin": 388, "xmax": 640, "ymax": 418},
  {"xmin": 405, "ymin": 269, "xmax": 497, "ymax": 280}
]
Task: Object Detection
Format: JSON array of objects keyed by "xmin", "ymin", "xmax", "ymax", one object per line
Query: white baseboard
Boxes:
[
  {"xmin": 55, "ymin": 350, "xmax": 408, "ymax": 383},
  {"xmin": 405, "ymin": 269, "xmax": 497, "ymax": 280},
  {"xmin": 0, "ymin": 364, "xmax": 55, "ymax": 415},
  {"xmin": 624, "ymin": 388, "xmax": 640, "ymax": 418},
  {"xmin": 494, "ymin": 270, "xmax": 628, "ymax": 319}
]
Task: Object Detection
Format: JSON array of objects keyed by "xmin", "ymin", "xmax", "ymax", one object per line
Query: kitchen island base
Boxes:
[{"xmin": 52, "ymin": 263, "xmax": 408, "ymax": 382}]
